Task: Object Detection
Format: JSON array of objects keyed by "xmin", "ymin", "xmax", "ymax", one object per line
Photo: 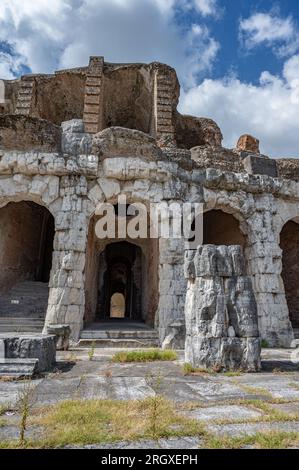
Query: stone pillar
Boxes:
[
  {"xmin": 158, "ymin": 237, "xmax": 186, "ymax": 349},
  {"xmin": 184, "ymin": 245, "xmax": 261, "ymax": 372},
  {"xmin": 246, "ymin": 207, "xmax": 294, "ymax": 347},
  {"xmin": 83, "ymin": 56, "xmax": 105, "ymax": 134},
  {"xmin": 154, "ymin": 64, "xmax": 178, "ymax": 148},
  {"xmin": 43, "ymin": 176, "xmax": 89, "ymax": 342},
  {"xmin": 15, "ymin": 76, "xmax": 35, "ymax": 116},
  {"xmin": 246, "ymin": 240, "xmax": 294, "ymax": 347}
]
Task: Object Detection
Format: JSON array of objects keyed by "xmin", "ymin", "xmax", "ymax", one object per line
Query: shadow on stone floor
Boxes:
[{"xmin": 261, "ymin": 360, "xmax": 299, "ymax": 372}]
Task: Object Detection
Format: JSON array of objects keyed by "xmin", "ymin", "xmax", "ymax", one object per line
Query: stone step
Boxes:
[
  {"xmin": 78, "ymin": 338, "xmax": 159, "ymax": 348},
  {"xmin": 80, "ymin": 329, "xmax": 159, "ymax": 340},
  {"xmin": 0, "ymin": 358, "xmax": 38, "ymax": 378}
]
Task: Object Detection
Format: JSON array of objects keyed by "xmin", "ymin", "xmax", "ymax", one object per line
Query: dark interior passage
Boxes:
[
  {"xmin": 280, "ymin": 220, "xmax": 299, "ymax": 329},
  {"xmin": 0, "ymin": 201, "xmax": 55, "ymax": 294},
  {"xmin": 98, "ymin": 242, "xmax": 142, "ymax": 321}
]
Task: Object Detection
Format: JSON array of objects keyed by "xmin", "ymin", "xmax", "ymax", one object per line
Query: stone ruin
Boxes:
[
  {"xmin": 184, "ymin": 245, "xmax": 261, "ymax": 371},
  {"xmin": 0, "ymin": 55, "xmax": 299, "ymax": 370}
]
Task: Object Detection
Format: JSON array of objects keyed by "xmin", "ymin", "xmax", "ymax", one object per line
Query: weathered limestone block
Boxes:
[
  {"xmin": 243, "ymin": 155, "xmax": 278, "ymax": 178},
  {"xmin": 92, "ymin": 127, "xmax": 162, "ymax": 161},
  {"xmin": 236, "ymin": 134, "xmax": 260, "ymax": 154},
  {"xmin": 184, "ymin": 245, "xmax": 261, "ymax": 372},
  {"xmin": 61, "ymin": 119, "xmax": 92, "ymax": 156},
  {"xmin": 161, "ymin": 319, "xmax": 185, "ymax": 350},
  {"xmin": 2, "ymin": 334, "xmax": 56, "ymax": 372},
  {"xmin": 45, "ymin": 324, "xmax": 71, "ymax": 351}
]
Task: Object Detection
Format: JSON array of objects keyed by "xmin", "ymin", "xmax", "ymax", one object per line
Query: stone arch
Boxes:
[
  {"xmin": 280, "ymin": 217, "xmax": 299, "ymax": 332},
  {"xmin": 84, "ymin": 201, "xmax": 159, "ymax": 329},
  {"xmin": 0, "ymin": 200, "xmax": 55, "ymax": 331}
]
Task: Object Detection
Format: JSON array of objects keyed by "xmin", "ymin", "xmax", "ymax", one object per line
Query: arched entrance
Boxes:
[
  {"xmin": 99, "ymin": 242, "xmax": 143, "ymax": 321},
  {"xmin": 280, "ymin": 219, "xmax": 299, "ymax": 334},
  {"xmin": 84, "ymin": 213, "xmax": 159, "ymax": 332},
  {"xmin": 0, "ymin": 201, "xmax": 55, "ymax": 331}
]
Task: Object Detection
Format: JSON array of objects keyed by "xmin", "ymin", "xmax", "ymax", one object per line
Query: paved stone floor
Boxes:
[{"xmin": 0, "ymin": 348, "xmax": 298, "ymax": 448}]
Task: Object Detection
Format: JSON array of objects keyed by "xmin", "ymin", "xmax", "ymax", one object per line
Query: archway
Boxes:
[
  {"xmin": 203, "ymin": 210, "xmax": 246, "ymax": 247},
  {"xmin": 280, "ymin": 220, "xmax": 299, "ymax": 332},
  {"xmin": 0, "ymin": 201, "xmax": 55, "ymax": 330},
  {"xmin": 84, "ymin": 214, "xmax": 159, "ymax": 329},
  {"xmin": 99, "ymin": 242, "xmax": 143, "ymax": 321}
]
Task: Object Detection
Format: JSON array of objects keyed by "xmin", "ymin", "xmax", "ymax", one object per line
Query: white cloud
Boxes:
[
  {"xmin": 0, "ymin": 0, "xmax": 218, "ymax": 87},
  {"xmin": 239, "ymin": 12, "xmax": 299, "ymax": 57},
  {"xmin": 179, "ymin": 55, "xmax": 299, "ymax": 158},
  {"xmin": 193, "ymin": 0, "xmax": 217, "ymax": 17}
]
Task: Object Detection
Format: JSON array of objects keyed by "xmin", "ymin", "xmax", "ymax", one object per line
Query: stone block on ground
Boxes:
[
  {"xmin": 45, "ymin": 324, "xmax": 71, "ymax": 351},
  {"xmin": 1, "ymin": 334, "xmax": 57, "ymax": 372}
]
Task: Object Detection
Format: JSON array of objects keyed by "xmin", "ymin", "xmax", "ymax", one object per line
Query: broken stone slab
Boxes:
[
  {"xmin": 45, "ymin": 324, "xmax": 71, "ymax": 351},
  {"xmin": 161, "ymin": 319, "xmax": 186, "ymax": 350},
  {"xmin": 0, "ymin": 358, "xmax": 38, "ymax": 378},
  {"xmin": 0, "ymin": 334, "xmax": 56, "ymax": 372}
]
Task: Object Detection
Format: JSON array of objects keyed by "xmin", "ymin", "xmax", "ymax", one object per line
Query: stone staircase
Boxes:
[
  {"xmin": 0, "ymin": 282, "xmax": 49, "ymax": 333},
  {"xmin": 0, "ymin": 358, "xmax": 38, "ymax": 378},
  {"xmin": 79, "ymin": 321, "xmax": 159, "ymax": 348}
]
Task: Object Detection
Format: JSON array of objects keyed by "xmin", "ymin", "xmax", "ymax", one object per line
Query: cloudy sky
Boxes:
[{"xmin": 0, "ymin": 0, "xmax": 299, "ymax": 157}]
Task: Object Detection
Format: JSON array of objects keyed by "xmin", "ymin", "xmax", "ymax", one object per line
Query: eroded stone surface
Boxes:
[
  {"xmin": 184, "ymin": 405, "xmax": 263, "ymax": 422},
  {"xmin": 184, "ymin": 245, "xmax": 261, "ymax": 371}
]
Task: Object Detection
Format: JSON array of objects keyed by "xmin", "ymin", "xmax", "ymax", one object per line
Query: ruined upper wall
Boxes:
[
  {"xmin": 1, "ymin": 56, "xmax": 298, "ymax": 180},
  {"xmin": 0, "ymin": 56, "xmax": 221, "ymax": 151}
]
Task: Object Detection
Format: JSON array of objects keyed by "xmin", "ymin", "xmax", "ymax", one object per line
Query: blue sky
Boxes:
[{"xmin": 0, "ymin": 0, "xmax": 299, "ymax": 157}]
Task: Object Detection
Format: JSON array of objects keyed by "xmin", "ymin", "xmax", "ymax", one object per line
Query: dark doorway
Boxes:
[
  {"xmin": 0, "ymin": 201, "xmax": 55, "ymax": 293},
  {"xmin": 280, "ymin": 220, "xmax": 299, "ymax": 330},
  {"xmin": 98, "ymin": 242, "xmax": 142, "ymax": 321},
  {"xmin": 0, "ymin": 201, "xmax": 55, "ymax": 329}
]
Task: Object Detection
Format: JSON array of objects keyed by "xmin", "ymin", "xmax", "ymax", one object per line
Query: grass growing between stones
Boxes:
[
  {"xmin": 204, "ymin": 431, "xmax": 299, "ymax": 449},
  {"xmin": 183, "ymin": 363, "xmax": 242, "ymax": 376},
  {"xmin": 0, "ymin": 398, "xmax": 205, "ymax": 448},
  {"xmin": 112, "ymin": 349, "xmax": 178, "ymax": 363}
]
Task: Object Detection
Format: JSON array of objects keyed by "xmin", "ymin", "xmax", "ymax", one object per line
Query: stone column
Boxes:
[
  {"xmin": 158, "ymin": 237, "xmax": 186, "ymax": 348},
  {"xmin": 246, "ymin": 206, "xmax": 294, "ymax": 347},
  {"xmin": 43, "ymin": 176, "xmax": 89, "ymax": 342},
  {"xmin": 246, "ymin": 240, "xmax": 294, "ymax": 347}
]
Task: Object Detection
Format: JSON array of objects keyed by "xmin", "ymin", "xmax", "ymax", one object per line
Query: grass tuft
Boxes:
[
  {"xmin": 204, "ymin": 431, "xmax": 299, "ymax": 449},
  {"xmin": 22, "ymin": 398, "xmax": 205, "ymax": 448},
  {"xmin": 261, "ymin": 339, "xmax": 269, "ymax": 348},
  {"xmin": 112, "ymin": 349, "xmax": 178, "ymax": 363}
]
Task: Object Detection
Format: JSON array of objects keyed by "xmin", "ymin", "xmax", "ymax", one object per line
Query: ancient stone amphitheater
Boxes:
[{"xmin": 0, "ymin": 56, "xmax": 298, "ymax": 354}]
